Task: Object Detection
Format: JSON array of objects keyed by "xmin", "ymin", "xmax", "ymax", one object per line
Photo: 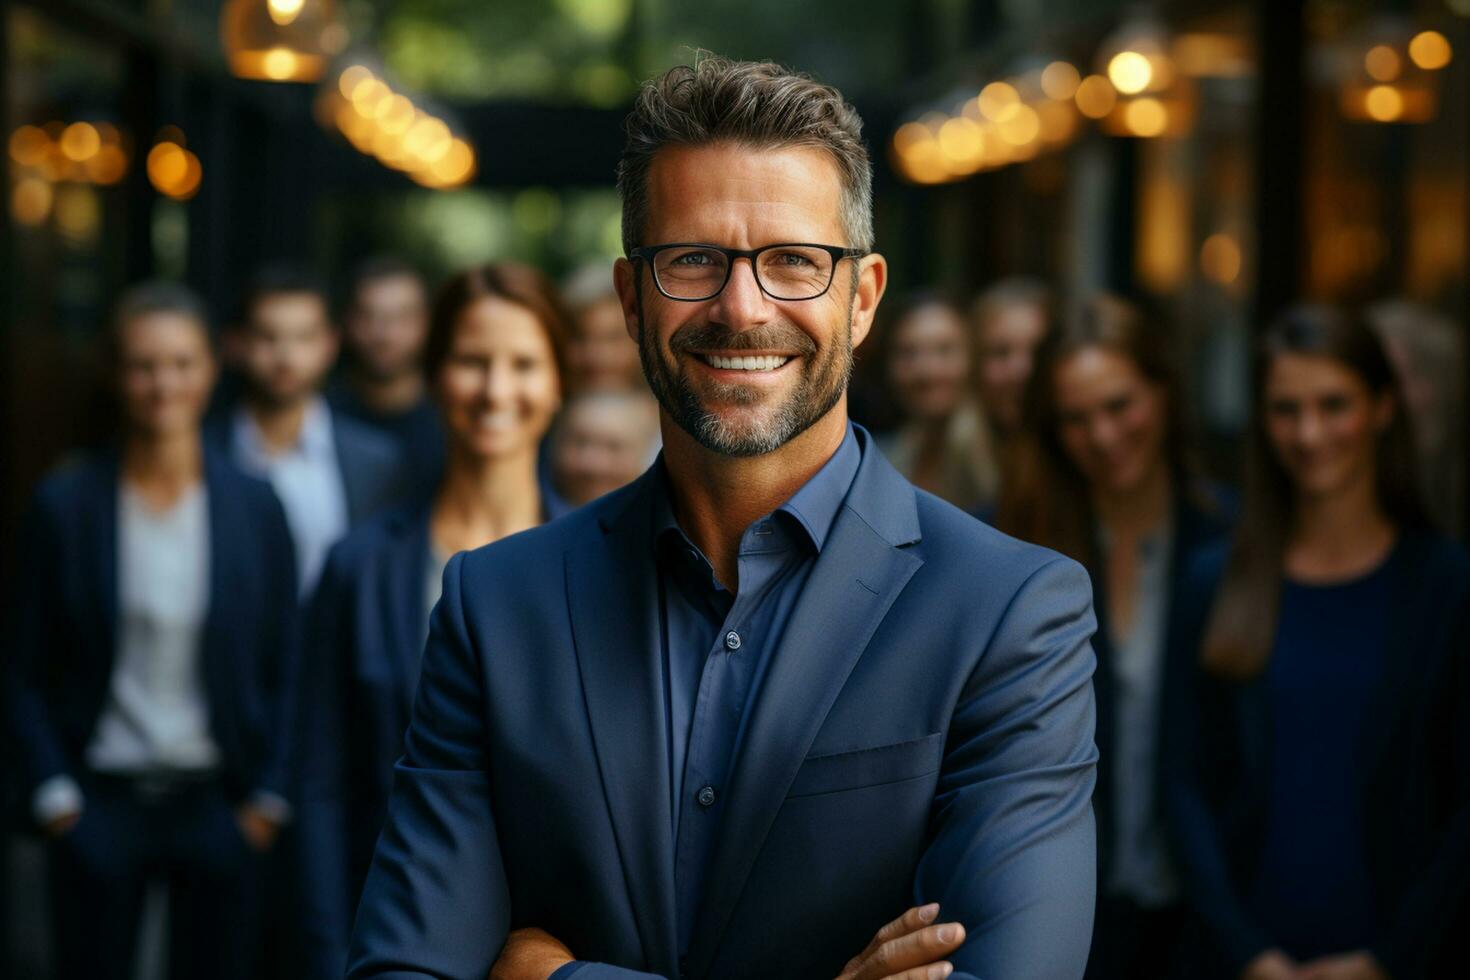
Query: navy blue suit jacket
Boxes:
[
  {"xmin": 347, "ymin": 432, "xmax": 1100, "ymax": 980},
  {"xmin": 206, "ymin": 405, "xmax": 406, "ymax": 525},
  {"xmin": 1162, "ymin": 532, "xmax": 1470, "ymax": 980},
  {"xmin": 296, "ymin": 501, "xmax": 434, "ymax": 979},
  {"xmin": 297, "ymin": 490, "xmax": 575, "ymax": 979},
  {"xmin": 3, "ymin": 447, "xmax": 299, "ymax": 805}
]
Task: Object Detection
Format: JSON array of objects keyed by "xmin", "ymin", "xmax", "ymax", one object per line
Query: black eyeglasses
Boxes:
[{"xmin": 628, "ymin": 242, "xmax": 868, "ymax": 302}]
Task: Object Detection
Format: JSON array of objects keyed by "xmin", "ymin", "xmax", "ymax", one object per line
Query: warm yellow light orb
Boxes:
[
  {"xmin": 338, "ymin": 65, "xmax": 373, "ymax": 100},
  {"xmin": 86, "ymin": 144, "xmax": 129, "ymax": 184},
  {"xmin": 998, "ymin": 105, "xmax": 1041, "ymax": 146},
  {"xmin": 1041, "ymin": 62, "xmax": 1082, "ymax": 101},
  {"xmin": 1364, "ymin": 44, "xmax": 1401, "ymax": 82},
  {"xmin": 1108, "ymin": 51, "xmax": 1153, "ymax": 95},
  {"xmin": 267, "ymin": 0, "xmax": 306, "ymax": 26},
  {"xmin": 1125, "ymin": 97, "xmax": 1168, "ymax": 136},
  {"xmin": 938, "ymin": 117, "xmax": 984, "ymax": 172},
  {"xmin": 60, "ymin": 122, "xmax": 101, "ymax": 162},
  {"xmin": 1365, "ymin": 84, "xmax": 1404, "ymax": 122},
  {"xmin": 11, "ymin": 176, "xmax": 53, "ymax": 226},
  {"xmin": 260, "ymin": 47, "xmax": 300, "ymax": 80},
  {"xmin": 148, "ymin": 142, "xmax": 189, "ymax": 191},
  {"xmin": 1200, "ymin": 233, "xmax": 1243, "ymax": 285},
  {"xmin": 1408, "ymin": 31, "xmax": 1452, "ymax": 71},
  {"xmin": 9, "ymin": 125, "xmax": 51, "ymax": 167},
  {"xmin": 1075, "ymin": 75, "xmax": 1118, "ymax": 119},
  {"xmin": 978, "ymin": 82, "xmax": 1021, "ymax": 122}
]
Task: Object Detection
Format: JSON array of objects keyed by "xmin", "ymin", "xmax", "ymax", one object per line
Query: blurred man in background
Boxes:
[
  {"xmin": 970, "ymin": 277, "xmax": 1051, "ymax": 440},
  {"xmin": 329, "ymin": 256, "xmax": 445, "ymax": 498},
  {"xmin": 209, "ymin": 263, "xmax": 403, "ymax": 595},
  {"xmin": 549, "ymin": 390, "xmax": 661, "ymax": 508}
]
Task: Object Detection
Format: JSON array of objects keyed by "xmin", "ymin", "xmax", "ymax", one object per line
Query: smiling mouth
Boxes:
[{"xmin": 695, "ymin": 353, "xmax": 793, "ymax": 371}]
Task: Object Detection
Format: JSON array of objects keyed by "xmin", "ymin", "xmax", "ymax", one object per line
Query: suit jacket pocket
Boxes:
[{"xmin": 785, "ymin": 731, "xmax": 944, "ymax": 799}]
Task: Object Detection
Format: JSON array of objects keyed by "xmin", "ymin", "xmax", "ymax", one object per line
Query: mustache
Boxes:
[{"xmin": 668, "ymin": 320, "xmax": 817, "ymax": 357}]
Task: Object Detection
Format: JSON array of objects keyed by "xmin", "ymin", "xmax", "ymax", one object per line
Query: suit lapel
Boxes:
[
  {"xmin": 684, "ymin": 448, "xmax": 924, "ymax": 979},
  {"xmin": 566, "ymin": 474, "xmax": 679, "ymax": 976}
]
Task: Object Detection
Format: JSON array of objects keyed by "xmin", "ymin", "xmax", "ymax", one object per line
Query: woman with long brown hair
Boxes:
[
  {"xmin": 1163, "ymin": 304, "xmax": 1470, "ymax": 980},
  {"xmin": 292, "ymin": 263, "xmax": 571, "ymax": 980},
  {"xmin": 879, "ymin": 292, "xmax": 1000, "ymax": 513},
  {"xmin": 997, "ymin": 293, "xmax": 1231, "ymax": 980}
]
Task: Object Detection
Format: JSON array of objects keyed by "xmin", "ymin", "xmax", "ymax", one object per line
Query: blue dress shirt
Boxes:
[{"xmin": 555, "ymin": 424, "xmax": 861, "ymax": 978}]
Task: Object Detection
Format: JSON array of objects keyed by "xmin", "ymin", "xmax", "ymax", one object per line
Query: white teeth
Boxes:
[{"xmin": 705, "ymin": 354, "xmax": 791, "ymax": 371}]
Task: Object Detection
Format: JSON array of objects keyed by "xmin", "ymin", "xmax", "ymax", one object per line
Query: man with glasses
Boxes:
[{"xmin": 348, "ymin": 56, "xmax": 1099, "ymax": 980}]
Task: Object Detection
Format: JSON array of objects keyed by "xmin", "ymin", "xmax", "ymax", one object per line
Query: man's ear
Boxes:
[
  {"xmin": 849, "ymin": 253, "xmax": 888, "ymax": 351},
  {"xmin": 614, "ymin": 258, "xmax": 640, "ymax": 343}
]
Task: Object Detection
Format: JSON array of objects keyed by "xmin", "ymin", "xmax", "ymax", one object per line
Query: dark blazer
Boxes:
[
  {"xmin": 295, "ymin": 501, "xmax": 433, "ymax": 980},
  {"xmin": 1162, "ymin": 531, "xmax": 1470, "ymax": 980},
  {"xmin": 297, "ymin": 487, "xmax": 575, "ymax": 979},
  {"xmin": 348, "ymin": 428, "xmax": 1101, "ymax": 980},
  {"xmin": 206, "ymin": 404, "xmax": 405, "ymax": 525},
  {"xmin": 3, "ymin": 447, "xmax": 299, "ymax": 806},
  {"xmin": 1090, "ymin": 490, "xmax": 1232, "ymax": 893}
]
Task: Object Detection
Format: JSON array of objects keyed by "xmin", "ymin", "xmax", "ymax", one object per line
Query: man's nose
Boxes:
[{"xmin": 707, "ymin": 258, "xmax": 775, "ymax": 331}]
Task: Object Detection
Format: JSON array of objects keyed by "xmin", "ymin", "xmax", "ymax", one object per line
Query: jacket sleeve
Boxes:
[
  {"xmin": 1370, "ymin": 586, "xmax": 1470, "ymax": 979},
  {"xmin": 1159, "ymin": 559, "xmax": 1272, "ymax": 974},
  {"xmin": 912, "ymin": 556, "xmax": 1100, "ymax": 980},
  {"xmin": 294, "ymin": 542, "xmax": 357, "ymax": 979},
  {"xmin": 3, "ymin": 491, "xmax": 76, "ymax": 804},
  {"xmin": 254, "ymin": 489, "xmax": 300, "ymax": 801},
  {"xmin": 347, "ymin": 552, "xmax": 512, "ymax": 979}
]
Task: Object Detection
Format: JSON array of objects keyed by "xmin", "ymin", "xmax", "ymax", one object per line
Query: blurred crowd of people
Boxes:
[{"xmin": 3, "ymin": 253, "xmax": 1468, "ymax": 980}]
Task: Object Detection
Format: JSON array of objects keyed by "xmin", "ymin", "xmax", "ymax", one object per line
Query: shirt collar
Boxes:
[
  {"xmin": 234, "ymin": 395, "xmax": 336, "ymax": 461},
  {"xmin": 651, "ymin": 421, "xmax": 862, "ymax": 558}
]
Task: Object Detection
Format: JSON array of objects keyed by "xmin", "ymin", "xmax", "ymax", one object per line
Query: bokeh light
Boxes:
[
  {"xmin": 1075, "ymin": 75, "xmax": 1117, "ymax": 119},
  {"xmin": 1108, "ymin": 51, "xmax": 1153, "ymax": 95},
  {"xmin": 1408, "ymin": 31, "xmax": 1452, "ymax": 70},
  {"xmin": 1040, "ymin": 62, "xmax": 1081, "ymax": 101}
]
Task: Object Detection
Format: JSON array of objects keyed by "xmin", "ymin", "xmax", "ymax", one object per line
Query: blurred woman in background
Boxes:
[
  {"xmin": 4, "ymin": 282, "xmax": 298, "ymax": 980},
  {"xmin": 997, "ymin": 293, "xmax": 1230, "ymax": 980},
  {"xmin": 293, "ymin": 262, "xmax": 569, "ymax": 979},
  {"xmin": 879, "ymin": 293, "xmax": 999, "ymax": 513},
  {"xmin": 1164, "ymin": 304, "xmax": 1470, "ymax": 980}
]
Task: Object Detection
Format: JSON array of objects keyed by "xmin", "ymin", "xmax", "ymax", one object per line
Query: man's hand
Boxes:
[
  {"xmin": 1296, "ymin": 952, "xmax": 1390, "ymax": 980},
  {"xmin": 234, "ymin": 803, "xmax": 282, "ymax": 853},
  {"xmin": 1241, "ymin": 949, "xmax": 1299, "ymax": 980},
  {"xmin": 489, "ymin": 928, "xmax": 575, "ymax": 980},
  {"xmin": 835, "ymin": 904, "xmax": 966, "ymax": 980}
]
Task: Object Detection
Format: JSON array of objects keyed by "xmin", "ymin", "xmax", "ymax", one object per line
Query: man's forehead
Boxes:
[{"xmin": 642, "ymin": 142, "xmax": 846, "ymax": 245}]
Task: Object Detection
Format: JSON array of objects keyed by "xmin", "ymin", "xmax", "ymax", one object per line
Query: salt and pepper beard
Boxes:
[{"xmin": 635, "ymin": 283, "xmax": 855, "ymax": 458}]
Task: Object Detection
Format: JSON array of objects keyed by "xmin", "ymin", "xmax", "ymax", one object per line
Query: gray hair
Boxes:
[{"xmin": 617, "ymin": 55, "xmax": 874, "ymax": 255}]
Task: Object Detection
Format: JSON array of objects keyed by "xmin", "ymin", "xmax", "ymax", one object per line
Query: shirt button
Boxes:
[
  {"xmin": 697, "ymin": 785, "xmax": 717, "ymax": 807},
  {"xmin": 724, "ymin": 630, "xmax": 742, "ymax": 651}
]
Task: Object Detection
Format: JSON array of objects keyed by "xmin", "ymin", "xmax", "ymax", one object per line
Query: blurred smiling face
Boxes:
[
  {"xmin": 1053, "ymin": 346, "xmax": 1168, "ymax": 496},
  {"xmin": 619, "ymin": 142, "xmax": 874, "ymax": 457},
  {"xmin": 436, "ymin": 295, "xmax": 562, "ymax": 461},
  {"xmin": 241, "ymin": 292, "xmax": 338, "ymax": 407},
  {"xmin": 889, "ymin": 304, "xmax": 970, "ymax": 423},
  {"xmin": 117, "ymin": 312, "xmax": 217, "ymax": 438},
  {"xmin": 1263, "ymin": 352, "xmax": 1392, "ymax": 500}
]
